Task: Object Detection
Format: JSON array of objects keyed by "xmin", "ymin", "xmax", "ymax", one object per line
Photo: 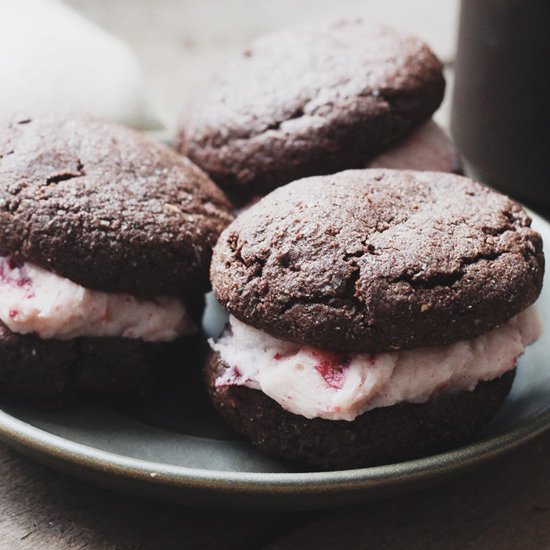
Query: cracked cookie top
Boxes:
[
  {"xmin": 0, "ymin": 114, "xmax": 233, "ymax": 298},
  {"xmin": 177, "ymin": 20, "xmax": 445, "ymax": 200},
  {"xmin": 211, "ymin": 169, "xmax": 544, "ymax": 352}
]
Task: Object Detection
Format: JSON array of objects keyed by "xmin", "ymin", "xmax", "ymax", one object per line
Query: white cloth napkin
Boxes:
[{"xmin": 0, "ymin": 0, "xmax": 165, "ymax": 129}]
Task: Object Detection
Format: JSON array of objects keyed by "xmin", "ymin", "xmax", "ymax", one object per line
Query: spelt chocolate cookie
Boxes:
[
  {"xmin": 0, "ymin": 114, "xmax": 232, "ymax": 406},
  {"xmin": 207, "ymin": 168, "xmax": 543, "ymax": 469},
  {"xmin": 206, "ymin": 352, "xmax": 515, "ymax": 470},
  {"xmin": 211, "ymin": 169, "xmax": 543, "ymax": 352},
  {"xmin": 178, "ymin": 20, "xmax": 445, "ymax": 199},
  {"xmin": 0, "ymin": 114, "xmax": 233, "ymax": 298}
]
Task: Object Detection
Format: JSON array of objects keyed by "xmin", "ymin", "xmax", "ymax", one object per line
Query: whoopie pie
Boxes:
[
  {"xmin": 178, "ymin": 20, "xmax": 461, "ymax": 203},
  {"xmin": 0, "ymin": 114, "xmax": 232, "ymax": 406},
  {"xmin": 206, "ymin": 169, "xmax": 544, "ymax": 469}
]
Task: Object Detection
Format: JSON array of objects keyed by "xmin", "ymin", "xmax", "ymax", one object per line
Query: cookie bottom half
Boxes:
[
  {"xmin": 0, "ymin": 322, "xmax": 192, "ymax": 408},
  {"xmin": 205, "ymin": 351, "xmax": 515, "ymax": 470}
]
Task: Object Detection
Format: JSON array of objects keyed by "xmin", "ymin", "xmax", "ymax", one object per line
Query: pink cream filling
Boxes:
[
  {"xmin": 367, "ymin": 120, "xmax": 461, "ymax": 173},
  {"xmin": 0, "ymin": 256, "xmax": 193, "ymax": 341},
  {"xmin": 211, "ymin": 307, "xmax": 541, "ymax": 421}
]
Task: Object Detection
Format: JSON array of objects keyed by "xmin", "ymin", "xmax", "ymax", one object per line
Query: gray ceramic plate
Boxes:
[{"xmin": 0, "ymin": 213, "xmax": 547, "ymax": 511}]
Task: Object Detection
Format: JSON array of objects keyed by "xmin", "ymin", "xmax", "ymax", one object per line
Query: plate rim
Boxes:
[{"xmin": 0, "ymin": 401, "xmax": 549, "ymax": 496}]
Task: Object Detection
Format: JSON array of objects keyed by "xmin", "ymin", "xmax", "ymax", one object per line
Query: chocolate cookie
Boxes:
[
  {"xmin": 178, "ymin": 20, "xmax": 445, "ymax": 199},
  {"xmin": 0, "ymin": 114, "xmax": 233, "ymax": 406},
  {"xmin": 0, "ymin": 114, "xmax": 233, "ymax": 298},
  {"xmin": 207, "ymin": 168, "xmax": 543, "ymax": 469},
  {"xmin": 206, "ymin": 352, "xmax": 515, "ymax": 470},
  {"xmin": 211, "ymin": 169, "xmax": 543, "ymax": 352}
]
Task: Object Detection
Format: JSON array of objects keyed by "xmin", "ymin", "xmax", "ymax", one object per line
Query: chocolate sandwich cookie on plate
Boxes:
[
  {"xmin": 0, "ymin": 114, "xmax": 232, "ymax": 406},
  {"xmin": 207, "ymin": 169, "xmax": 544, "ymax": 470},
  {"xmin": 178, "ymin": 20, "xmax": 460, "ymax": 203}
]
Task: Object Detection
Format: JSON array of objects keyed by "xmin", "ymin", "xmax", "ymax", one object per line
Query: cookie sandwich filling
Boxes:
[
  {"xmin": 211, "ymin": 307, "xmax": 541, "ymax": 421},
  {"xmin": 367, "ymin": 120, "xmax": 461, "ymax": 173},
  {"xmin": 0, "ymin": 255, "xmax": 193, "ymax": 342}
]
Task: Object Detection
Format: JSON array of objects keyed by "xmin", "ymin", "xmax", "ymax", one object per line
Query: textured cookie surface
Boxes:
[
  {"xmin": 211, "ymin": 169, "xmax": 544, "ymax": 352},
  {"xmin": 178, "ymin": 20, "xmax": 445, "ymax": 198},
  {"xmin": 0, "ymin": 115, "xmax": 233, "ymax": 298},
  {"xmin": 206, "ymin": 352, "xmax": 515, "ymax": 470}
]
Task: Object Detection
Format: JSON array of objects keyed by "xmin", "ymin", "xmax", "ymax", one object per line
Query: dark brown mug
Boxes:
[{"xmin": 451, "ymin": 0, "xmax": 550, "ymax": 213}]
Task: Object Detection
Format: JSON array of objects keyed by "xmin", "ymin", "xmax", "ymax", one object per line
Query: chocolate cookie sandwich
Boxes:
[
  {"xmin": 206, "ymin": 169, "xmax": 544, "ymax": 469},
  {"xmin": 178, "ymin": 20, "xmax": 460, "ymax": 204},
  {"xmin": 0, "ymin": 114, "xmax": 232, "ymax": 406}
]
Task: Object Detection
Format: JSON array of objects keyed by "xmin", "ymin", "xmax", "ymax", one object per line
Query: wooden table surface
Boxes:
[
  {"xmin": 2, "ymin": 430, "xmax": 550, "ymax": 549},
  {"xmin": 3, "ymin": 1, "xmax": 549, "ymax": 548}
]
